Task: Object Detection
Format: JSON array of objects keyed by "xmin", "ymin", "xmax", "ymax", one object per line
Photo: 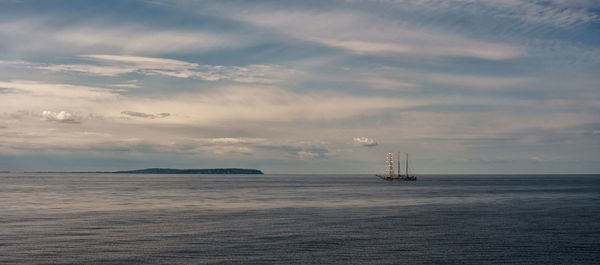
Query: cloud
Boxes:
[
  {"xmin": 0, "ymin": 81, "xmax": 125, "ymax": 126},
  {"xmin": 110, "ymin": 83, "xmax": 140, "ymax": 89},
  {"xmin": 417, "ymin": 134, "xmax": 516, "ymax": 142},
  {"xmin": 0, "ymin": 59, "xmax": 32, "ymax": 67},
  {"xmin": 257, "ymin": 145, "xmax": 302, "ymax": 154},
  {"xmin": 188, "ymin": 137, "xmax": 267, "ymax": 155},
  {"xmin": 257, "ymin": 145, "xmax": 329, "ymax": 159},
  {"xmin": 85, "ymin": 54, "xmax": 197, "ymax": 69},
  {"xmin": 423, "ymin": 73, "xmax": 532, "ymax": 91},
  {"xmin": 361, "ymin": 77, "xmax": 417, "ymax": 91},
  {"xmin": 298, "ymin": 147, "xmax": 329, "ymax": 159},
  {"xmin": 0, "ymin": 79, "xmax": 470, "ymax": 128},
  {"xmin": 0, "ymin": 19, "xmax": 235, "ymax": 55},
  {"xmin": 121, "ymin": 111, "xmax": 170, "ymax": 119},
  {"xmin": 55, "ymin": 27, "xmax": 230, "ymax": 55},
  {"xmin": 0, "ymin": 80, "xmax": 120, "ymax": 100},
  {"xmin": 314, "ymin": 37, "xmax": 521, "ymax": 60},
  {"xmin": 10, "ymin": 54, "xmax": 294, "ymax": 84},
  {"xmin": 353, "ymin": 137, "xmax": 378, "ymax": 147},
  {"xmin": 363, "ymin": 66, "xmax": 534, "ymax": 92},
  {"xmin": 345, "ymin": 0, "xmax": 598, "ymax": 29},
  {"xmin": 42, "ymin": 110, "xmax": 78, "ymax": 123},
  {"xmin": 488, "ymin": 0, "xmax": 598, "ymax": 28},
  {"xmin": 234, "ymin": 9, "xmax": 523, "ymax": 60},
  {"xmin": 37, "ymin": 63, "xmax": 137, "ymax": 76},
  {"xmin": 158, "ymin": 85, "xmax": 433, "ymax": 123},
  {"xmin": 530, "ymin": 156, "xmax": 544, "ymax": 162},
  {"xmin": 202, "ymin": 137, "xmax": 265, "ymax": 145}
]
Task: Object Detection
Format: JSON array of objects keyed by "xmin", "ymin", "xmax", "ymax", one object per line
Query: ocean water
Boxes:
[{"xmin": 0, "ymin": 174, "xmax": 598, "ymax": 264}]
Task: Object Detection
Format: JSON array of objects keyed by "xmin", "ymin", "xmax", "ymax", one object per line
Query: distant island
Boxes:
[
  {"xmin": 24, "ymin": 168, "xmax": 264, "ymax": 174},
  {"xmin": 113, "ymin": 168, "xmax": 264, "ymax": 174}
]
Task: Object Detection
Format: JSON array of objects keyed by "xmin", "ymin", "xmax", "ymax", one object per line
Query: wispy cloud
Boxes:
[
  {"xmin": 345, "ymin": 0, "xmax": 598, "ymax": 28},
  {"xmin": 110, "ymin": 83, "xmax": 140, "ymax": 88},
  {"xmin": 201, "ymin": 137, "xmax": 265, "ymax": 145},
  {"xmin": 482, "ymin": 0, "xmax": 598, "ymax": 28},
  {"xmin": 0, "ymin": 19, "xmax": 237, "ymax": 55},
  {"xmin": 6, "ymin": 54, "xmax": 294, "ymax": 84},
  {"xmin": 360, "ymin": 77, "xmax": 417, "ymax": 91},
  {"xmin": 55, "ymin": 27, "xmax": 228, "ymax": 55},
  {"xmin": 423, "ymin": 73, "xmax": 533, "ymax": 91},
  {"xmin": 257, "ymin": 145, "xmax": 330, "ymax": 159},
  {"xmin": 0, "ymin": 80, "xmax": 120, "ymax": 100},
  {"xmin": 121, "ymin": 111, "xmax": 170, "ymax": 119},
  {"xmin": 233, "ymin": 9, "xmax": 523, "ymax": 60},
  {"xmin": 298, "ymin": 147, "xmax": 329, "ymax": 159}
]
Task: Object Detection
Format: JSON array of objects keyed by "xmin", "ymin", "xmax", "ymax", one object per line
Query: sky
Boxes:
[{"xmin": 0, "ymin": 0, "xmax": 599, "ymax": 174}]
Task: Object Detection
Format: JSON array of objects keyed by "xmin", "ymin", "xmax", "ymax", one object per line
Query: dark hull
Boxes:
[{"xmin": 376, "ymin": 175, "xmax": 417, "ymax": 181}]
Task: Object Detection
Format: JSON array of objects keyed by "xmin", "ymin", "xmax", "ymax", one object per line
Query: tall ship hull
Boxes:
[{"xmin": 376, "ymin": 174, "xmax": 416, "ymax": 181}]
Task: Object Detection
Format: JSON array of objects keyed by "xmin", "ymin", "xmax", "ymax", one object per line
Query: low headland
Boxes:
[
  {"xmin": 113, "ymin": 168, "xmax": 263, "ymax": 174},
  {"xmin": 24, "ymin": 168, "xmax": 264, "ymax": 174}
]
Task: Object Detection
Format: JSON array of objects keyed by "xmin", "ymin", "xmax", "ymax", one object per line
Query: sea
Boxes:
[{"xmin": 0, "ymin": 173, "xmax": 598, "ymax": 264}]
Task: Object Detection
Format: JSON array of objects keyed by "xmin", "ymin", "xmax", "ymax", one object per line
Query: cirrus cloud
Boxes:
[
  {"xmin": 10, "ymin": 54, "xmax": 295, "ymax": 84},
  {"xmin": 121, "ymin": 111, "xmax": 170, "ymax": 119}
]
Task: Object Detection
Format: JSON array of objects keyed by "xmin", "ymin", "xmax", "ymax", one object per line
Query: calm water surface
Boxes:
[{"xmin": 1, "ymin": 174, "xmax": 599, "ymax": 264}]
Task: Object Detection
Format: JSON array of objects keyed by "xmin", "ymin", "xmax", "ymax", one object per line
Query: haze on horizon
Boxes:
[{"xmin": 0, "ymin": 0, "xmax": 598, "ymax": 174}]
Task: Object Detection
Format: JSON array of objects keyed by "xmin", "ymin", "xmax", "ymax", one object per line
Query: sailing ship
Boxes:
[{"xmin": 375, "ymin": 152, "xmax": 417, "ymax": 181}]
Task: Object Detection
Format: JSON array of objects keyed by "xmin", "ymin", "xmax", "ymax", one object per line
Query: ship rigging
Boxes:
[{"xmin": 376, "ymin": 152, "xmax": 416, "ymax": 181}]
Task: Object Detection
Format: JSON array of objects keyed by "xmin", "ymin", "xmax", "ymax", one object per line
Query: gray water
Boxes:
[{"xmin": 1, "ymin": 174, "xmax": 599, "ymax": 264}]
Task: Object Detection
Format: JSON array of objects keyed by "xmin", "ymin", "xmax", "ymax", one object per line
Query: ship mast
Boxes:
[
  {"xmin": 397, "ymin": 152, "xmax": 401, "ymax": 177},
  {"xmin": 386, "ymin": 152, "xmax": 394, "ymax": 177},
  {"xmin": 405, "ymin": 153, "xmax": 409, "ymax": 177}
]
